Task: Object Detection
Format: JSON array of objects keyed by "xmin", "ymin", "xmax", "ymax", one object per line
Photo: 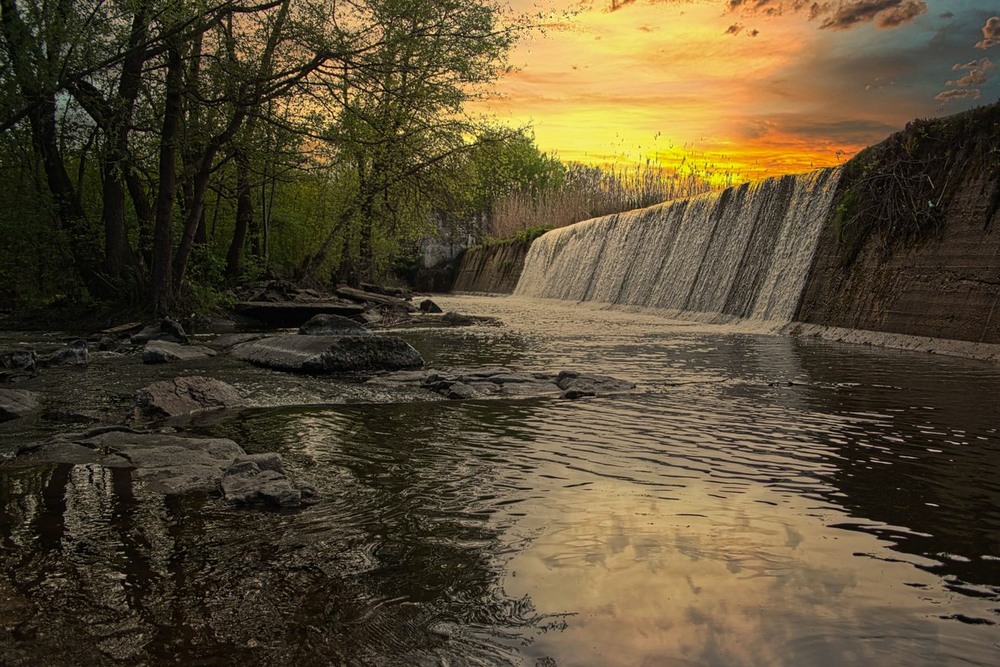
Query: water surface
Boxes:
[{"xmin": 2, "ymin": 295, "xmax": 998, "ymax": 665}]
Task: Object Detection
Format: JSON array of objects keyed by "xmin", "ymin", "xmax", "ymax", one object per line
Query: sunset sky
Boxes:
[{"xmin": 476, "ymin": 1, "xmax": 1000, "ymax": 180}]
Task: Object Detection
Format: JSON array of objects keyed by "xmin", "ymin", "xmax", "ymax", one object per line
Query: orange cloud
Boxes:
[{"xmin": 976, "ymin": 16, "xmax": 1000, "ymax": 49}]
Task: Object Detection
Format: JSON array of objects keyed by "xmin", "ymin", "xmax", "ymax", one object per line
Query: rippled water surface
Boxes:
[{"xmin": 2, "ymin": 294, "xmax": 1000, "ymax": 665}]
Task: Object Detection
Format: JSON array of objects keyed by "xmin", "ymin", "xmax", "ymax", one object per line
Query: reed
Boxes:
[{"xmin": 488, "ymin": 159, "xmax": 716, "ymax": 238}]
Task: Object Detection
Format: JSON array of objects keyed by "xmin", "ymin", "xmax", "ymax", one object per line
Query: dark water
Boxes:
[{"xmin": 2, "ymin": 295, "xmax": 999, "ymax": 665}]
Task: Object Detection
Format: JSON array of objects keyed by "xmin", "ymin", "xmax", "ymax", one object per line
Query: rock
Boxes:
[
  {"xmin": 239, "ymin": 452, "xmax": 285, "ymax": 474},
  {"xmin": 220, "ymin": 466, "xmax": 303, "ymax": 508},
  {"xmin": 130, "ymin": 376, "xmax": 245, "ymax": 422},
  {"xmin": 37, "ymin": 339, "xmax": 88, "ymax": 367},
  {"xmin": 1, "ymin": 348, "xmax": 37, "ymax": 373},
  {"xmin": 445, "ymin": 382, "xmax": 479, "ymax": 400},
  {"xmin": 442, "ymin": 311, "xmax": 474, "ymax": 326},
  {"xmin": 359, "ymin": 310, "xmax": 383, "ymax": 325},
  {"xmin": 232, "ymin": 334, "xmax": 423, "ymax": 373},
  {"xmin": 97, "ymin": 336, "xmax": 118, "ymax": 351},
  {"xmin": 142, "ymin": 340, "xmax": 217, "ymax": 364},
  {"xmin": 298, "ymin": 313, "xmax": 371, "ymax": 336},
  {"xmin": 207, "ymin": 332, "xmax": 269, "ymax": 350},
  {"xmin": 556, "ymin": 370, "xmax": 636, "ymax": 398},
  {"xmin": 0, "ymin": 388, "xmax": 41, "ymax": 421},
  {"xmin": 383, "ymin": 366, "xmax": 635, "ymax": 401},
  {"xmin": 130, "ymin": 318, "xmax": 189, "ymax": 344},
  {"xmin": 419, "ymin": 299, "xmax": 443, "ymax": 313},
  {"xmin": 234, "ymin": 301, "xmax": 366, "ymax": 327},
  {"xmin": 9, "ymin": 429, "xmax": 244, "ymax": 496}
]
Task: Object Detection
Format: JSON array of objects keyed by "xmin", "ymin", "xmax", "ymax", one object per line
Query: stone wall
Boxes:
[
  {"xmin": 451, "ymin": 239, "xmax": 533, "ymax": 293},
  {"xmin": 796, "ymin": 106, "xmax": 999, "ymax": 345}
]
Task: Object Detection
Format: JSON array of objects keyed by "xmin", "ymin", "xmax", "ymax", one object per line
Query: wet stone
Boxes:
[
  {"xmin": 130, "ymin": 375, "xmax": 245, "ymax": 422},
  {"xmin": 37, "ymin": 340, "xmax": 88, "ymax": 367},
  {"xmin": 0, "ymin": 388, "xmax": 40, "ymax": 421},
  {"xmin": 130, "ymin": 318, "xmax": 189, "ymax": 345},
  {"xmin": 298, "ymin": 313, "xmax": 371, "ymax": 336},
  {"xmin": 385, "ymin": 366, "xmax": 636, "ymax": 401},
  {"xmin": 142, "ymin": 340, "xmax": 217, "ymax": 364}
]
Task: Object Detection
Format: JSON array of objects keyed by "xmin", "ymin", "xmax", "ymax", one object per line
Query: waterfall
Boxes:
[{"xmin": 514, "ymin": 167, "xmax": 842, "ymax": 324}]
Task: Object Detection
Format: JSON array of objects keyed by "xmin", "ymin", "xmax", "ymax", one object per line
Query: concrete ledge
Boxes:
[{"xmin": 784, "ymin": 322, "xmax": 1000, "ymax": 363}]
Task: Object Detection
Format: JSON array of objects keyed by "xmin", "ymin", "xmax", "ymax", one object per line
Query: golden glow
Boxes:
[{"xmin": 476, "ymin": 1, "xmax": 876, "ymax": 180}]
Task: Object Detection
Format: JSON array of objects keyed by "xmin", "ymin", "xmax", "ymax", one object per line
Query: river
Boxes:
[{"xmin": 2, "ymin": 293, "xmax": 999, "ymax": 665}]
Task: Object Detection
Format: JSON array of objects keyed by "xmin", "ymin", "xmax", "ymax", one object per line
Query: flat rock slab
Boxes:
[
  {"xmin": 143, "ymin": 340, "xmax": 217, "ymax": 363},
  {"xmin": 378, "ymin": 366, "xmax": 636, "ymax": 400},
  {"xmin": 130, "ymin": 376, "xmax": 245, "ymax": 423},
  {"xmin": 232, "ymin": 334, "xmax": 423, "ymax": 373},
  {"xmin": 6, "ymin": 427, "xmax": 312, "ymax": 507},
  {"xmin": 206, "ymin": 332, "xmax": 269, "ymax": 350},
  {"xmin": 0, "ymin": 388, "xmax": 41, "ymax": 421},
  {"xmin": 235, "ymin": 301, "xmax": 366, "ymax": 327},
  {"xmin": 299, "ymin": 313, "xmax": 371, "ymax": 336}
]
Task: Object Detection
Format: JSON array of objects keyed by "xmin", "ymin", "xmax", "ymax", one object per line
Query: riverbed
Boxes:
[{"xmin": 2, "ymin": 294, "xmax": 999, "ymax": 665}]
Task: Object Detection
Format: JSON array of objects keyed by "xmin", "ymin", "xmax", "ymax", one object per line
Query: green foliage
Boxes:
[
  {"xmin": 832, "ymin": 102, "xmax": 1000, "ymax": 266},
  {"xmin": 0, "ymin": 0, "xmax": 529, "ymax": 309},
  {"xmin": 479, "ymin": 225, "xmax": 553, "ymax": 248}
]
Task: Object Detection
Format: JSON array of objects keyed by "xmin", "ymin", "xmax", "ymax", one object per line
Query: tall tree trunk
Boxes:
[
  {"xmin": 226, "ymin": 148, "xmax": 254, "ymax": 277},
  {"xmin": 100, "ymin": 9, "xmax": 147, "ymax": 282},
  {"xmin": 101, "ymin": 164, "xmax": 134, "ymax": 279},
  {"xmin": 151, "ymin": 44, "xmax": 184, "ymax": 315}
]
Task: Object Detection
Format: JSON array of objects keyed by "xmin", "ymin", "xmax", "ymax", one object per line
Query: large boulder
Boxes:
[
  {"xmin": 130, "ymin": 318, "xmax": 189, "ymax": 344},
  {"xmin": 298, "ymin": 313, "xmax": 371, "ymax": 336},
  {"xmin": 232, "ymin": 334, "xmax": 423, "ymax": 373},
  {"xmin": 219, "ymin": 457, "xmax": 315, "ymax": 508},
  {"xmin": 0, "ymin": 388, "xmax": 40, "ymax": 422},
  {"xmin": 142, "ymin": 340, "xmax": 217, "ymax": 363},
  {"xmin": 130, "ymin": 376, "xmax": 245, "ymax": 422}
]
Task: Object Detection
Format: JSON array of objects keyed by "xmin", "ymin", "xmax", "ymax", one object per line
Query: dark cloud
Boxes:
[
  {"xmin": 819, "ymin": 1, "xmax": 927, "ymax": 31},
  {"xmin": 726, "ymin": 23, "xmax": 744, "ymax": 35},
  {"xmin": 976, "ymin": 16, "xmax": 1000, "ymax": 49},
  {"xmin": 939, "ymin": 12, "xmax": 954, "ymax": 19},
  {"xmin": 736, "ymin": 114, "xmax": 898, "ymax": 145},
  {"xmin": 725, "ymin": 0, "xmax": 927, "ymax": 31}
]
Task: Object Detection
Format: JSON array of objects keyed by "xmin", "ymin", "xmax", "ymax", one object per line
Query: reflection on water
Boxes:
[{"xmin": 2, "ymin": 295, "xmax": 999, "ymax": 665}]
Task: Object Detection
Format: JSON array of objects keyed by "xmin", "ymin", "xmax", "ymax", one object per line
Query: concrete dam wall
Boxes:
[{"xmin": 503, "ymin": 104, "xmax": 999, "ymax": 351}]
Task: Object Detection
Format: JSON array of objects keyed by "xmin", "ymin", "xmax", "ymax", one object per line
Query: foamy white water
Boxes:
[{"xmin": 515, "ymin": 168, "xmax": 842, "ymax": 325}]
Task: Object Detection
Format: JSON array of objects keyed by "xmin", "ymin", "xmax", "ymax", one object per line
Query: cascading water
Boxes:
[{"xmin": 514, "ymin": 167, "xmax": 842, "ymax": 324}]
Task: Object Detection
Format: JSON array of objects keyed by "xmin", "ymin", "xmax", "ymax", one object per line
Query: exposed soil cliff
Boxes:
[{"xmin": 796, "ymin": 103, "xmax": 1000, "ymax": 344}]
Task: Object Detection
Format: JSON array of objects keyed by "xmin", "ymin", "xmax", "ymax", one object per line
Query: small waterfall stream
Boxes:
[{"xmin": 515, "ymin": 168, "xmax": 842, "ymax": 324}]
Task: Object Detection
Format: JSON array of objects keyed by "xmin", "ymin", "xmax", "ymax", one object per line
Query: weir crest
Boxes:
[{"xmin": 514, "ymin": 167, "xmax": 842, "ymax": 325}]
